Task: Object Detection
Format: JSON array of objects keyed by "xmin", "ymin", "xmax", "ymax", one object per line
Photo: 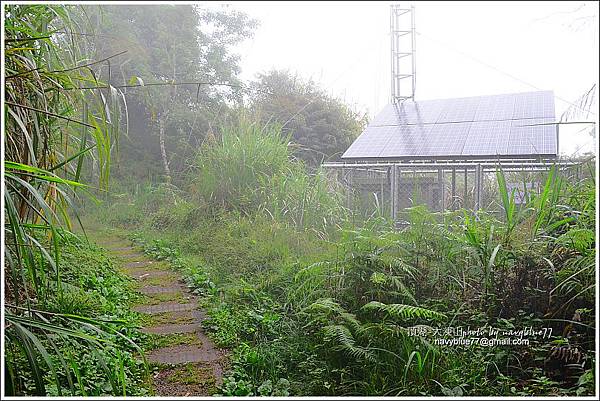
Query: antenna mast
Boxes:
[{"xmin": 390, "ymin": 4, "xmax": 416, "ymax": 103}]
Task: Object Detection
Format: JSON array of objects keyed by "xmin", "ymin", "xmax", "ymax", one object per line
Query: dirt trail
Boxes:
[{"xmin": 95, "ymin": 237, "xmax": 226, "ymax": 396}]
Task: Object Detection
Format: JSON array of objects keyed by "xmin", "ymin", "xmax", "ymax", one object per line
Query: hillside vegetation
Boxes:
[
  {"xmin": 88, "ymin": 118, "xmax": 596, "ymax": 396},
  {"xmin": 3, "ymin": 3, "xmax": 596, "ymax": 397}
]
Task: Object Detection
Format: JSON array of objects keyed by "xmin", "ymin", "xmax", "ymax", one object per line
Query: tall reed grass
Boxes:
[
  {"xmin": 4, "ymin": 4, "xmax": 145, "ymax": 395},
  {"xmin": 190, "ymin": 116, "xmax": 348, "ymax": 235}
]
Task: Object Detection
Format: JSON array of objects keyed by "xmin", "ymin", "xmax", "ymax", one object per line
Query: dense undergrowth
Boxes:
[
  {"xmin": 5, "ymin": 235, "xmax": 151, "ymax": 396},
  {"xmin": 3, "ymin": 4, "xmax": 152, "ymax": 396},
  {"xmin": 8, "ymin": 3, "xmax": 594, "ymax": 397},
  {"xmin": 85, "ymin": 119, "xmax": 596, "ymax": 396}
]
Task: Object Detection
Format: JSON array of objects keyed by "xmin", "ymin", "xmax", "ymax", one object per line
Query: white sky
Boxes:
[{"xmin": 208, "ymin": 1, "xmax": 599, "ymax": 156}]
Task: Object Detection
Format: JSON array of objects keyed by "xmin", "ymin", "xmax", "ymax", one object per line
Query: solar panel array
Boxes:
[{"xmin": 342, "ymin": 91, "xmax": 557, "ymax": 159}]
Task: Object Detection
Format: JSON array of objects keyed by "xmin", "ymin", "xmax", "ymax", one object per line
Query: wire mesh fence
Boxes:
[{"xmin": 327, "ymin": 158, "xmax": 594, "ymax": 224}]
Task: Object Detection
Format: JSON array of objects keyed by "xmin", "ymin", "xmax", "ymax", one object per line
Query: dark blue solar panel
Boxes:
[
  {"xmin": 423, "ymin": 122, "xmax": 471, "ymax": 156},
  {"xmin": 379, "ymin": 124, "xmax": 431, "ymax": 157},
  {"xmin": 507, "ymin": 117, "xmax": 556, "ymax": 155},
  {"xmin": 341, "ymin": 90, "xmax": 556, "ymax": 159},
  {"xmin": 342, "ymin": 125, "xmax": 400, "ymax": 158},
  {"xmin": 463, "ymin": 120, "xmax": 512, "ymax": 156},
  {"xmin": 473, "ymin": 94, "xmax": 515, "ymax": 121}
]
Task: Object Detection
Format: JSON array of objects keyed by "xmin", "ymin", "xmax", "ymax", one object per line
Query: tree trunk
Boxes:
[
  {"xmin": 158, "ymin": 56, "xmax": 177, "ymax": 183},
  {"xmin": 158, "ymin": 113, "xmax": 171, "ymax": 182}
]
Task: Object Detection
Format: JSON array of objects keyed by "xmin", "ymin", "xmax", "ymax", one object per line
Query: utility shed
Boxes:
[
  {"xmin": 342, "ymin": 90, "xmax": 557, "ymax": 160},
  {"xmin": 326, "ymin": 90, "xmax": 565, "ymax": 220}
]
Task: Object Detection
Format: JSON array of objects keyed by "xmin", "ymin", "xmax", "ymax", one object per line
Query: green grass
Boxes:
[
  {"xmin": 80, "ymin": 120, "xmax": 596, "ymax": 396},
  {"xmin": 137, "ymin": 273, "xmax": 181, "ymax": 287},
  {"xmin": 188, "ymin": 117, "xmax": 348, "ymax": 235},
  {"xmin": 167, "ymin": 364, "xmax": 216, "ymax": 386}
]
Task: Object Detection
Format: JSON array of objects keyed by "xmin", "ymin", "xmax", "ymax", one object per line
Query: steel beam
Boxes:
[
  {"xmin": 322, "ymin": 161, "xmax": 581, "ymax": 169},
  {"xmin": 451, "ymin": 168, "xmax": 456, "ymax": 210},
  {"xmin": 390, "ymin": 165, "xmax": 397, "ymax": 221},
  {"xmin": 475, "ymin": 164, "xmax": 482, "ymax": 211}
]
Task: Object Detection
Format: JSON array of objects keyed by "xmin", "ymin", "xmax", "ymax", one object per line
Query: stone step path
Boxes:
[
  {"xmin": 143, "ymin": 323, "xmax": 202, "ymax": 335},
  {"xmin": 95, "ymin": 237, "xmax": 226, "ymax": 396},
  {"xmin": 133, "ymin": 302, "xmax": 198, "ymax": 315}
]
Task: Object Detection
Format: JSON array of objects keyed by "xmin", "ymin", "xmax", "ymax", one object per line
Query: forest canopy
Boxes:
[{"xmin": 74, "ymin": 5, "xmax": 364, "ymax": 181}]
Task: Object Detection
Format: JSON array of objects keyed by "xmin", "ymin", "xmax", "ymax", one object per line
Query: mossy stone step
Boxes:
[
  {"xmin": 143, "ymin": 310, "xmax": 205, "ymax": 326},
  {"xmin": 95, "ymin": 241, "xmax": 130, "ymax": 248},
  {"xmin": 140, "ymin": 285, "xmax": 185, "ymax": 295},
  {"xmin": 108, "ymin": 246, "xmax": 135, "ymax": 252},
  {"xmin": 94, "ymin": 231, "xmax": 225, "ymax": 394},
  {"xmin": 118, "ymin": 253, "xmax": 146, "ymax": 259},
  {"xmin": 124, "ymin": 260, "xmax": 155, "ymax": 268},
  {"xmin": 142, "ymin": 323, "xmax": 202, "ymax": 335},
  {"xmin": 126, "ymin": 269, "xmax": 173, "ymax": 280},
  {"xmin": 134, "ymin": 301, "xmax": 197, "ymax": 314},
  {"xmin": 146, "ymin": 344, "xmax": 222, "ymax": 365},
  {"xmin": 152, "ymin": 363, "xmax": 220, "ymax": 396}
]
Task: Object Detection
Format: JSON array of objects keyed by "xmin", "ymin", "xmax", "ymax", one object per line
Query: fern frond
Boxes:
[
  {"xmin": 294, "ymin": 261, "xmax": 331, "ymax": 282},
  {"xmin": 362, "ymin": 301, "xmax": 446, "ymax": 321},
  {"xmin": 303, "ymin": 298, "xmax": 345, "ymax": 315},
  {"xmin": 357, "ymin": 322, "xmax": 409, "ymax": 339},
  {"xmin": 340, "ymin": 312, "xmax": 361, "ymax": 332},
  {"xmin": 323, "ymin": 324, "xmax": 355, "ymax": 345},
  {"xmin": 323, "ymin": 324, "xmax": 376, "ymax": 363},
  {"xmin": 387, "ymin": 275, "xmax": 416, "ymax": 304},
  {"xmin": 343, "ymin": 343, "xmax": 377, "ymax": 363},
  {"xmin": 387, "ymin": 257, "xmax": 417, "ymax": 277}
]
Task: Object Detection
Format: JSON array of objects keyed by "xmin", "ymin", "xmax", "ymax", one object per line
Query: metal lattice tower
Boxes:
[{"xmin": 390, "ymin": 4, "xmax": 416, "ymax": 103}]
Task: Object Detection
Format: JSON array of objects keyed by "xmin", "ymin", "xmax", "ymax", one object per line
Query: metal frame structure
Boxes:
[
  {"xmin": 390, "ymin": 4, "xmax": 415, "ymax": 103},
  {"xmin": 325, "ymin": 5, "xmax": 592, "ymax": 222},
  {"xmin": 324, "ymin": 158, "xmax": 584, "ymax": 220}
]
